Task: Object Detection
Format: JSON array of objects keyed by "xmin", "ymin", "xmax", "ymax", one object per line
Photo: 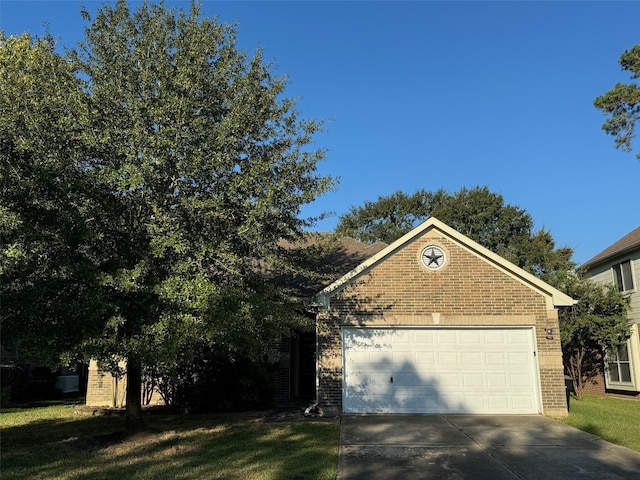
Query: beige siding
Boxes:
[{"xmin": 585, "ymin": 248, "xmax": 640, "ymax": 395}]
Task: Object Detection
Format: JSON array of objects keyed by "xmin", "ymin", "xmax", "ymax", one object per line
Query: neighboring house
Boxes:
[
  {"xmin": 315, "ymin": 217, "xmax": 575, "ymax": 417},
  {"xmin": 582, "ymin": 226, "xmax": 640, "ymax": 399}
]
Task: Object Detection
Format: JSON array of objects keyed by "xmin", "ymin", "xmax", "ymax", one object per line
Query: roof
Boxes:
[
  {"xmin": 271, "ymin": 233, "xmax": 388, "ymax": 297},
  {"xmin": 316, "ymin": 217, "xmax": 576, "ymax": 309},
  {"xmin": 582, "ymin": 226, "xmax": 640, "ymax": 269}
]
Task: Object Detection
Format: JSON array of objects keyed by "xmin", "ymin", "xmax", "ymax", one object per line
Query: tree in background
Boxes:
[
  {"xmin": 335, "ymin": 186, "xmax": 574, "ymax": 280},
  {"xmin": 554, "ymin": 271, "xmax": 631, "ymax": 400},
  {"xmin": 1, "ymin": 0, "xmax": 333, "ymax": 431},
  {"xmin": 594, "ymin": 45, "xmax": 640, "ymax": 160}
]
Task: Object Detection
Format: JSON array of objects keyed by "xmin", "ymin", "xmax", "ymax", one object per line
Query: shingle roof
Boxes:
[
  {"xmin": 582, "ymin": 226, "xmax": 640, "ymax": 269},
  {"xmin": 272, "ymin": 233, "xmax": 388, "ymax": 297}
]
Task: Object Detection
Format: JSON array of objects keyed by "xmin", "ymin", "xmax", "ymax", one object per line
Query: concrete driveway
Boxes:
[{"xmin": 338, "ymin": 414, "xmax": 640, "ymax": 479}]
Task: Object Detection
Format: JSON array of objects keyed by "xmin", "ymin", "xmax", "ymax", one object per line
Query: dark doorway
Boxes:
[{"xmin": 291, "ymin": 331, "xmax": 315, "ymax": 399}]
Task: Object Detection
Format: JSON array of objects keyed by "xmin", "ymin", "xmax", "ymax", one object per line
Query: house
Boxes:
[
  {"xmin": 86, "ymin": 218, "xmax": 575, "ymax": 415},
  {"xmin": 315, "ymin": 217, "xmax": 575, "ymax": 417},
  {"xmin": 581, "ymin": 226, "xmax": 640, "ymax": 399}
]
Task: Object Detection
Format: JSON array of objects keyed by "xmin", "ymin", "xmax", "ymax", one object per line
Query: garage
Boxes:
[
  {"xmin": 316, "ymin": 218, "xmax": 575, "ymax": 417},
  {"xmin": 343, "ymin": 326, "xmax": 541, "ymax": 414}
]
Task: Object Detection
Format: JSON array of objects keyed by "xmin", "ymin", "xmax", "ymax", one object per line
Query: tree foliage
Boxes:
[
  {"xmin": 0, "ymin": 33, "xmax": 106, "ymax": 365},
  {"xmin": 555, "ymin": 271, "xmax": 631, "ymax": 400},
  {"xmin": 335, "ymin": 186, "xmax": 574, "ymax": 280},
  {"xmin": 594, "ymin": 45, "xmax": 640, "ymax": 160},
  {"xmin": 1, "ymin": 0, "xmax": 333, "ymax": 430}
]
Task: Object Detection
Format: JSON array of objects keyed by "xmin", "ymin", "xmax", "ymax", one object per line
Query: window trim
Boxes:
[
  {"xmin": 604, "ymin": 342, "xmax": 637, "ymax": 391},
  {"xmin": 611, "ymin": 259, "xmax": 635, "ymax": 293}
]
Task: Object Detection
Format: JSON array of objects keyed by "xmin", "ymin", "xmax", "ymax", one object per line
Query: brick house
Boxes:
[
  {"xmin": 315, "ymin": 217, "xmax": 574, "ymax": 417},
  {"xmin": 582, "ymin": 226, "xmax": 640, "ymax": 399},
  {"xmin": 86, "ymin": 218, "xmax": 575, "ymax": 415}
]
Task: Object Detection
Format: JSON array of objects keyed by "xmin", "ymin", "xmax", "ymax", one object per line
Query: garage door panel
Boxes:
[
  {"xmin": 511, "ymin": 373, "xmax": 533, "ymax": 386},
  {"xmin": 462, "ymin": 352, "xmax": 482, "ymax": 365},
  {"xmin": 438, "ymin": 373, "xmax": 460, "ymax": 387},
  {"xmin": 415, "ymin": 351, "xmax": 435, "ymax": 364},
  {"xmin": 343, "ymin": 327, "xmax": 540, "ymax": 414},
  {"xmin": 392, "ymin": 351, "xmax": 414, "ymax": 367},
  {"xmin": 437, "ymin": 330, "xmax": 457, "ymax": 343},
  {"xmin": 488, "ymin": 396, "xmax": 509, "ymax": 409},
  {"xmin": 346, "ymin": 351, "xmax": 368, "ymax": 365},
  {"xmin": 486, "ymin": 353, "xmax": 506, "ymax": 365},
  {"xmin": 483, "ymin": 330, "xmax": 505, "ymax": 343},
  {"xmin": 346, "ymin": 370, "xmax": 369, "ymax": 383},
  {"xmin": 414, "ymin": 331, "xmax": 435, "ymax": 344},
  {"xmin": 392, "ymin": 373, "xmax": 419, "ymax": 386},
  {"xmin": 438, "ymin": 351, "xmax": 458, "ymax": 365},
  {"xmin": 370, "ymin": 373, "xmax": 392, "ymax": 385},
  {"xmin": 460, "ymin": 330, "xmax": 483, "ymax": 343},
  {"xmin": 463, "ymin": 373, "xmax": 483, "ymax": 386},
  {"xmin": 463, "ymin": 395, "xmax": 485, "ymax": 411},
  {"xmin": 508, "ymin": 351, "xmax": 530, "ymax": 364},
  {"xmin": 486, "ymin": 373, "xmax": 507, "ymax": 387},
  {"xmin": 362, "ymin": 385, "xmax": 389, "ymax": 396},
  {"xmin": 369, "ymin": 351, "xmax": 392, "ymax": 365},
  {"xmin": 512, "ymin": 396, "xmax": 535, "ymax": 409},
  {"xmin": 508, "ymin": 330, "xmax": 530, "ymax": 344}
]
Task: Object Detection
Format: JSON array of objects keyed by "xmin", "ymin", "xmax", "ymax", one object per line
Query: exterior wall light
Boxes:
[{"xmin": 545, "ymin": 327, "xmax": 554, "ymax": 340}]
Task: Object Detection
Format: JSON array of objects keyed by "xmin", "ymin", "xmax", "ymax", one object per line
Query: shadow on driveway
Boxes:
[{"xmin": 338, "ymin": 414, "xmax": 640, "ymax": 479}]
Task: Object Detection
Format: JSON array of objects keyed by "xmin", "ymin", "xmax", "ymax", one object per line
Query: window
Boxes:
[
  {"xmin": 612, "ymin": 260, "xmax": 634, "ymax": 292},
  {"xmin": 606, "ymin": 345, "xmax": 632, "ymax": 384}
]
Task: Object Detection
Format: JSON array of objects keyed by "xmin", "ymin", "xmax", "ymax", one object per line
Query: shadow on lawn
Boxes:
[{"xmin": 1, "ymin": 408, "xmax": 339, "ymax": 480}]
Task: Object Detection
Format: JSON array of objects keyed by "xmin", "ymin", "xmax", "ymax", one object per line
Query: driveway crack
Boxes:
[{"xmin": 442, "ymin": 415, "xmax": 524, "ymax": 479}]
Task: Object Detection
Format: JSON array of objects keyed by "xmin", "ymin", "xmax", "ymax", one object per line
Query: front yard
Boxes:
[
  {"xmin": 2, "ymin": 395, "xmax": 638, "ymax": 480},
  {"xmin": 560, "ymin": 394, "xmax": 640, "ymax": 452},
  {"xmin": 0, "ymin": 401, "xmax": 339, "ymax": 480}
]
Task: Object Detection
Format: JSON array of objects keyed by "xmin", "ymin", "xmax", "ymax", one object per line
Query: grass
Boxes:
[
  {"xmin": 4, "ymin": 395, "xmax": 638, "ymax": 479},
  {"xmin": 0, "ymin": 402, "xmax": 339, "ymax": 480},
  {"xmin": 560, "ymin": 394, "xmax": 640, "ymax": 452}
]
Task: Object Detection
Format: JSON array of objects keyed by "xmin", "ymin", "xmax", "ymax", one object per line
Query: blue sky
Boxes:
[{"xmin": 2, "ymin": 1, "xmax": 639, "ymax": 265}]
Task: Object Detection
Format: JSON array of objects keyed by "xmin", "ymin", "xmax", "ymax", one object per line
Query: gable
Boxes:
[{"xmin": 316, "ymin": 217, "xmax": 575, "ymax": 310}]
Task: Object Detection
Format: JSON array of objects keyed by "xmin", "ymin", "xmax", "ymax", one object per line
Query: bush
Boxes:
[
  {"xmin": 168, "ymin": 353, "xmax": 274, "ymax": 413},
  {"xmin": 0, "ymin": 365, "xmax": 27, "ymax": 403}
]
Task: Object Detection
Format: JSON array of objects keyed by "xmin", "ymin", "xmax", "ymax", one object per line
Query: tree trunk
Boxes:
[
  {"xmin": 569, "ymin": 351, "xmax": 584, "ymax": 401},
  {"xmin": 125, "ymin": 356, "xmax": 145, "ymax": 432}
]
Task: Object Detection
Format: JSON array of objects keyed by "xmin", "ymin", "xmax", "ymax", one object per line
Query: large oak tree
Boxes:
[{"xmin": 1, "ymin": 1, "xmax": 333, "ymax": 430}]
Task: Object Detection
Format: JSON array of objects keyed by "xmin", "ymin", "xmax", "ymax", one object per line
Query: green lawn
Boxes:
[
  {"xmin": 4, "ymin": 395, "xmax": 638, "ymax": 480},
  {"xmin": 0, "ymin": 402, "xmax": 339, "ymax": 480},
  {"xmin": 560, "ymin": 394, "xmax": 640, "ymax": 452}
]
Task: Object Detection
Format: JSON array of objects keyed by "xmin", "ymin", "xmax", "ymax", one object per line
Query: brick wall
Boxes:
[
  {"xmin": 318, "ymin": 230, "xmax": 568, "ymax": 417},
  {"xmin": 269, "ymin": 338, "xmax": 291, "ymax": 402},
  {"xmin": 85, "ymin": 359, "xmax": 164, "ymax": 408},
  {"xmin": 582, "ymin": 371, "xmax": 607, "ymax": 396},
  {"xmin": 85, "ymin": 359, "xmax": 126, "ymax": 407}
]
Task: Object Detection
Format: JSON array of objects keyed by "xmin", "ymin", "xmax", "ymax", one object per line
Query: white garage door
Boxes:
[{"xmin": 343, "ymin": 327, "xmax": 540, "ymax": 414}]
